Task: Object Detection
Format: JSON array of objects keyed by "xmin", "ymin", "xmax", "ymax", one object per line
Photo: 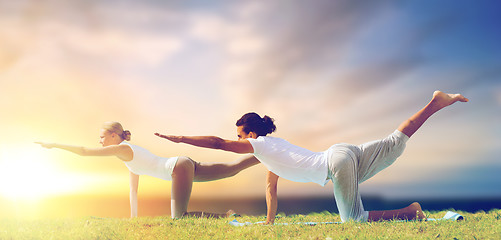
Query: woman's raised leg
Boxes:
[
  {"xmin": 398, "ymin": 91, "xmax": 468, "ymax": 138},
  {"xmin": 193, "ymin": 155, "xmax": 259, "ymax": 182}
]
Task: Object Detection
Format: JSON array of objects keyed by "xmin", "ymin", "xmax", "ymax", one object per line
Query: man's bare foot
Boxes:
[
  {"xmin": 431, "ymin": 90, "xmax": 469, "ymax": 110},
  {"xmin": 407, "ymin": 202, "xmax": 427, "ymax": 220}
]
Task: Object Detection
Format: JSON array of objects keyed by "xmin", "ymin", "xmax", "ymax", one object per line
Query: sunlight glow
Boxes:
[{"xmin": 0, "ymin": 146, "xmax": 89, "ymax": 200}]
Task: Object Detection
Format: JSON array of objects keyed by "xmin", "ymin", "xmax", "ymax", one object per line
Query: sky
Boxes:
[{"xmin": 0, "ymin": 0, "xmax": 500, "ymax": 217}]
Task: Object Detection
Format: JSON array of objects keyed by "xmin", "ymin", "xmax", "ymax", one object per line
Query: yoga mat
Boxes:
[
  {"xmin": 229, "ymin": 211, "xmax": 464, "ymax": 226},
  {"xmin": 427, "ymin": 211, "xmax": 464, "ymax": 221}
]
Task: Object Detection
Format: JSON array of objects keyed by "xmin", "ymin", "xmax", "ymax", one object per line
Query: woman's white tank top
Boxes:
[{"xmin": 120, "ymin": 142, "xmax": 178, "ymax": 181}]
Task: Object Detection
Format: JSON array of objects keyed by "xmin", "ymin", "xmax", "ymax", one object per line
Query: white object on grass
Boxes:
[{"xmin": 427, "ymin": 211, "xmax": 464, "ymax": 221}]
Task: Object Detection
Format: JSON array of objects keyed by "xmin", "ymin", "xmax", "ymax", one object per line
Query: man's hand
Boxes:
[
  {"xmin": 154, "ymin": 133, "xmax": 182, "ymax": 143},
  {"xmin": 264, "ymin": 220, "xmax": 274, "ymax": 225}
]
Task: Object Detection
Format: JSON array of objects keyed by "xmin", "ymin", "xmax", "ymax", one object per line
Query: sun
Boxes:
[{"xmin": 0, "ymin": 145, "xmax": 85, "ymax": 200}]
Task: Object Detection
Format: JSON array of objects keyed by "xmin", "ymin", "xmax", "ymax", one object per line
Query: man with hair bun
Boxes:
[{"xmin": 156, "ymin": 91, "xmax": 469, "ymax": 224}]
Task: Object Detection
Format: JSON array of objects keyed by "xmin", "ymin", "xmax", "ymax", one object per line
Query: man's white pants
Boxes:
[{"xmin": 327, "ymin": 130, "xmax": 409, "ymax": 222}]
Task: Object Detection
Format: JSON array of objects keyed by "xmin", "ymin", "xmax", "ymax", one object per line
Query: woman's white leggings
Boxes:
[{"xmin": 327, "ymin": 130, "xmax": 409, "ymax": 222}]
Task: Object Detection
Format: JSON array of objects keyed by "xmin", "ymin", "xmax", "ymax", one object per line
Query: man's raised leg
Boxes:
[
  {"xmin": 368, "ymin": 91, "xmax": 468, "ymax": 222},
  {"xmin": 398, "ymin": 91, "xmax": 468, "ymax": 138}
]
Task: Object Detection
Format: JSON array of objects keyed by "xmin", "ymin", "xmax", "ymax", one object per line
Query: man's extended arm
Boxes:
[{"xmin": 155, "ymin": 133, "xmax": 254, "ymax": 154}]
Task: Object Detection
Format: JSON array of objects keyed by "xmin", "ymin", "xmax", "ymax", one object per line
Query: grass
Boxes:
[{"xmin": 0, "ymin": 209, "xmax": 500, "ymax": 239}]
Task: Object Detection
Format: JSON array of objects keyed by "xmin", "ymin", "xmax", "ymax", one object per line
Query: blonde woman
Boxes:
[{"xmin": 36, "ymin": 122, "xmax": 259, "ymax": 218}]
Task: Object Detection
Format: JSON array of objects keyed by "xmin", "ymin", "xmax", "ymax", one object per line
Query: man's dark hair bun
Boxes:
[
  {"xmin": 236, "ymin": 112, "xmax": 276, "ymax": 136},
  {"xmin": 261, "ymin": 115, "xmax": 276, "ymax": 135}
]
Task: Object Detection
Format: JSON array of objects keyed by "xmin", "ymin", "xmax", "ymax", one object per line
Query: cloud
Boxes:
[
  {"xmin": 217, "ymin": 1, "xmax": 391, "ymax": 104},
  {"xmin": 0, "ymin": 34, "xmax": 26, "ymax": 71},
  {"xmin": 497, "ymin": 88, "xmax": 501, "ymax": 106},
  {"xmin": 0, "ymin": 0, "xmax": 186, "ymax": 72},
  {"xmin": 61, "ymin": 26, "xmax": 183, "ymax": 66},
  {"xmin": 189, "ymin": 13, "xmax": 267, "ymax": 56},
  {"xmin": 202, "ymin": 2, "xmax": 429, "ymax": 110}
]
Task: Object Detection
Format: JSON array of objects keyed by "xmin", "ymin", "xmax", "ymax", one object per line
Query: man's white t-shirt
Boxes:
[{"xmin": 247, "ymin": 136, "xmax": 329, "ymax": 186}]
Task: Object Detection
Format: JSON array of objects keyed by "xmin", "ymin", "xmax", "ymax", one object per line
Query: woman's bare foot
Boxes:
[
  {"xmin": 225, "ymin": 209, "xmax": 239, "ymax": 217},
  {"xmin": 431, "ymin": 90, "xmax": 469, "ymax": 110}
]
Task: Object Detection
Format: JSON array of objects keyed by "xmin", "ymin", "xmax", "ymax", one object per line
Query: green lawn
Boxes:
[{"xmin": 1, "ymin": 209, "xmax": 500, "ymax": 239}]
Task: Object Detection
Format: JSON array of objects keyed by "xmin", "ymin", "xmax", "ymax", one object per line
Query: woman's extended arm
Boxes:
[
  {"xmin": 265, "ymin": 171, "xmax": 279, "ymax": 225},
  {"xmin": 129, "ymin": 171, "xmax": 139, "ymax": 218},
  {"xmin": 154, "ymin": 133, "xmax": 254, "ymax": 154},
  {"xmin": 35, "ymin": 142, "xmax": 133, "ymax": 161}
]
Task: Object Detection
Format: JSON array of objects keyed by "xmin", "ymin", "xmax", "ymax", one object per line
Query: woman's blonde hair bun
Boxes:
[
  {"xmin": 102, "ymin": 121, "xmax": 131, "ymax": 141},
  {"xmin": 122, "ymin": 130, "xmax": 132, "ymax": 141}
]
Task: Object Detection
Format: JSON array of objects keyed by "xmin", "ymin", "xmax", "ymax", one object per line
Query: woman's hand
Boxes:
[
  {"xmin": 154, "ymin": 133, "xmax": 182, "ymax": 143},
  {"xmin": 35, "ymin": 142, "xmax": 55, "ymax": 149}
]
